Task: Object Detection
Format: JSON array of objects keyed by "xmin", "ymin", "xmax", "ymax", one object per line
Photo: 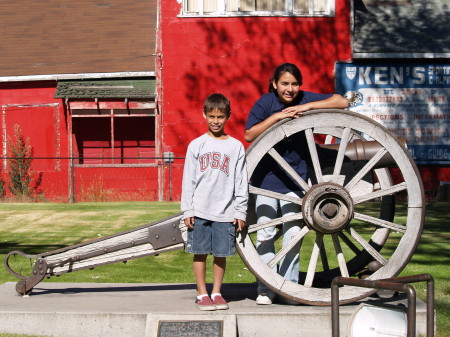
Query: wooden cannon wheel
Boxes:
[{"xmin": 236, "ymin": 109, "xmax": 425, "ymax": 305}]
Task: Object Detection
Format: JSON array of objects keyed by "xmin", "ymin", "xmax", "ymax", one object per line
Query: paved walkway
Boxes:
[{"xmin": 0, "ymin": 282, "xmax": 428, "ymax": 337}]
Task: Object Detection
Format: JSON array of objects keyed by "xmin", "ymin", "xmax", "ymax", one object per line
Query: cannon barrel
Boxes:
[{"xmin": 319, "ymin": 138, "xmax": 407, "ymax": 168}]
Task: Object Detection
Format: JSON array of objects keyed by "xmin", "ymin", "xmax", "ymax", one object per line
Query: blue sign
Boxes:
[{"xmin": 336, "ymin": 63, "xmax": 450, "ymax": 164}]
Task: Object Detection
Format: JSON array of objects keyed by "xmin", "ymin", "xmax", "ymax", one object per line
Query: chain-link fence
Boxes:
[{"xmin": 0, "ymin": 156, "xmax": 185, "ymax": 203}]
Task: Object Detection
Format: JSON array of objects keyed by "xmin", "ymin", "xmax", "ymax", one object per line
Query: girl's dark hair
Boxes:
[
  {"xmin": 203, "ymin": 93, "xmax": 231, "ymax": 117},
  {"xmin": 268, "ymin": 63, "xmax": 303, "ymax": 92}
]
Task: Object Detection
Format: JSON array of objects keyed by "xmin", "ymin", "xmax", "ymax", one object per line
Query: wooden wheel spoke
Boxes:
[
  {"xmin": 267, "ymin": 148, "xmax": 310, "ymax": 192},
  {"xmin": 332, "ymin": 234, "xmax": 349, "ymax": 277},
  {"xmin": 345, "ymin": 147, "xmax": 388, "ymax": 191},
  {"xmin": 305, "ymin": 128, "xmax": 323, "ymax": 183},
  {"xmin": 354, "ymin": 212, "xmax": 406, "ymax": 233},
  {"xmin": 319, "ymin": 238, "xmax": 330, "ymax": 271},
  {"xmin": 352, "ymin": 182, "xmax": 407, "ymax": 204},
  {"xmin": 247, "ymin": 213, "xmax": 303, "ymax": 234},
  {"xmin": 332, "ymin": 127, "xmax": 352, "ymax": 183},
  {"xmin": 347, "ymin": 228, "xmax": 388, "ymax": 265},
  {"xmin": 304, "ymin": 233, "xmax": 324, "ymax": 287},
  {"xmin": 267, "ymin": 226, "xmax": 309, "ymax": 269},
  {"xmin": 338, "ymin": 232, "xmax": 361, "ymax": 255},
  {"xmin": 249, "ymin": 185, "xmax": 302, "ymax": 204}
]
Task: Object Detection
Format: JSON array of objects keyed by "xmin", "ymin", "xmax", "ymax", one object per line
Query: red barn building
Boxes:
[{"xmin": 0, "ymin": 0, "xmax": 448, "ymax": 202}]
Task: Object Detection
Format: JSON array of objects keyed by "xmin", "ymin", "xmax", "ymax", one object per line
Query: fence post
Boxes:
[
  {"xmin": 164, "ymin": 152, "xmax": 175, "ymax": 201},
  {"xmin": 68, "ymin": 157, "xmax": 76, "ymax": 203}
]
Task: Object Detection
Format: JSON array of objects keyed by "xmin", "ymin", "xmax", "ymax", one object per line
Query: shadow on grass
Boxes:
[{"xmin": 0, "ymin": 243, "xmax": 66, "ymax": 255}]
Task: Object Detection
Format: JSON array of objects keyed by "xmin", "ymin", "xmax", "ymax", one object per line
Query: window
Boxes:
[
  {"xmin": 182, "ymin": 0, "xmax": 334, "ymax": 16},
  {"xmin": 55, "ymin": 79, "xmax": 158, "ymax": 167},
  {"xmin": 72, "ymin": 112, "xmax": 156, "ymax": 165}
]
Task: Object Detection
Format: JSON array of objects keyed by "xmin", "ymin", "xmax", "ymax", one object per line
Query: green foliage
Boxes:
[
  {"xmin": 7, "ymin": 125, "xmax": 43, "ymax": 200},
  {"xmin": 0, "ymin": 162, "xmax": 5, "ymax": 199}
]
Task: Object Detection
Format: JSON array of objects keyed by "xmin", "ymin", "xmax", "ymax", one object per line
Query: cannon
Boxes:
[{"xmin": 5, "ymin": 110, "xmax": 425, "ymax": 306}]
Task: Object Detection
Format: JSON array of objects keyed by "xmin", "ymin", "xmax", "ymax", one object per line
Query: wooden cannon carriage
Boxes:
[{"xmin": 5, "ymin": 110, "xmax": 425, "ymax": 306}]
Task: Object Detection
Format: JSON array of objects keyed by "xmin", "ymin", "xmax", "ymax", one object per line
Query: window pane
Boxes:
[
  {"xmin": 204, "ymin": 0, "xmax": 218, "ymax": 12},
  {"xmin": 186, "ymin": 0, "xmax": 200, "ymax": 12},
  {"xmin": 313, "ymin": 0, "xmax": 327, "ymax": 12},
  {"xmin": 184, "ymin": 0, "xmax": 333, "ymax": 15},
  {"xmin": 259, "ymin": 0, "xmax": 284, "ymax": 11},
  {"xmin": 227, "ymin": 0, "xmax": 239, "ymax": 11},
  {"xmin": 294, "ymin": 0, "xmax": 309, "ymax": 13},
  {"xmin": 273, "ymin": 0, "xmax": 285, "ymax": 11},
  {"xmin": 240, "ymin": 0, "xmax": 255, "ymax": 11}
]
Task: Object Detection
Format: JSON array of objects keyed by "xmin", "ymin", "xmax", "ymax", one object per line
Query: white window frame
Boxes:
[{"xmin": 180, "ymin": 0, "xmax": 335, "ymax": 17}]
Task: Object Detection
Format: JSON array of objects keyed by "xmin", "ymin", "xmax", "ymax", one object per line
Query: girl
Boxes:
[{"xmin": 245, "ymin": 63, "xmax": 349, "ymax": 305}]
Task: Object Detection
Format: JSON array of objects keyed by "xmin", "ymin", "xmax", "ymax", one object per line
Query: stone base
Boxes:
[{"xmin": 0, "ymin": 282, "xmax": 430, "ymax": 337}]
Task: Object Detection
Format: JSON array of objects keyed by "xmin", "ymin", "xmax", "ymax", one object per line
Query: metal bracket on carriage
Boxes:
[
  {"xmin": 5, "ymin": 251, "xmax": 48, "ymax": 295},
  {"xmin": 16, "ymin": 258, "xmax": 48, "ymax": 295},
  {"xmin": 147, "ymin": 221, "xmax": 184, "ymax": 250}
]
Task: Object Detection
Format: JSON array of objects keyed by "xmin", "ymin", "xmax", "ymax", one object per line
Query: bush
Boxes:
[
  {"xmin": 0, "ymin": 165, "xmax": 5, "ymax": 199},
  {"xmin": 7, "ymin": 125, "xmax": 43, "ymax": 201}
]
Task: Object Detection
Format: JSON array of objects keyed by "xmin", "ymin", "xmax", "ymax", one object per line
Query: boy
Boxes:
[{"xmin": 181, "ymin": 93, "xmax": 248, "ymax": 311}]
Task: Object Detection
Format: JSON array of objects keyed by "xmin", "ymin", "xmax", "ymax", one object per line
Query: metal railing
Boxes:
[{"xmin": 331, "ymin": 274, "xmax": 435, "ymax": 337}]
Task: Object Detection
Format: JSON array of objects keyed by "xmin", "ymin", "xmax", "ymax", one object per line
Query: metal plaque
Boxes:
[{"xmin": 158, "ymin": 320, "xmax": 223, "ymax": 337}]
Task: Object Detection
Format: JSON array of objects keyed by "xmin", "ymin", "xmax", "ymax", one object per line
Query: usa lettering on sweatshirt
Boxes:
[{"xmin": 181, "ymin": 133, "xmax": 248, "ymax": 222}]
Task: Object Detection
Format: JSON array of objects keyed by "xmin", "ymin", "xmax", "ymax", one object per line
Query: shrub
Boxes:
[
  {"xmin": 0, "ymin": 163, "xmax": 5, "ymax": 199},
  {"xmin": 7, "ymin": 124, "xmax": 43, "ymax": 201}
]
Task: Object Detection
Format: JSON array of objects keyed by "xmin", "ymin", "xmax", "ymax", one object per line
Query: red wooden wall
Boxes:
[
  {"xmin": 0, "ymin": 1, "xmax": 446, "ymax": 202},
  {"xmin": 159, "ymin": 0, "xmax": 352, "ymax": 200},
  {"xmin": 0, "ymin": 82, "xmax": 70, "ymax": 201},
  {"xmin": 0, "ymin": 83, "xmax": 161, "ymax": 202}
]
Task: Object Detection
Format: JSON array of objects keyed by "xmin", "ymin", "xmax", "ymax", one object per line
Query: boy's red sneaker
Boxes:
[
  {"xmin": 195, "ymin": 296, "xmax": 216, "ymax": 311},
  {"xmin": 212, "ymin": 294, "xmax": 229, "ymax": 310}
]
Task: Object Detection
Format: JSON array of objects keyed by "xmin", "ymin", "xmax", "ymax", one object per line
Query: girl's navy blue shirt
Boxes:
[{"xmin": 245, "ymin": 91, "xmax": 332, "ymax": 193}]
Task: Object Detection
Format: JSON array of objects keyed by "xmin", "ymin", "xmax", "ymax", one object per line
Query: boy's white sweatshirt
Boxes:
[{"xmin": 181, "ymin": 133, "xmax": 248, "ymax": 222}]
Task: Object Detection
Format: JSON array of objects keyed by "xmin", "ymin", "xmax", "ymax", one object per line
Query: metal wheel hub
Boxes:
[{"xmin": 302, "ymin": 182, "xmax": 354, "ymax": 234}]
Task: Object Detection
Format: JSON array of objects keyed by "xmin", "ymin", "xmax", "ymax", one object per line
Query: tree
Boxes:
[{"xmin": 7, "ymin": 124, "xmax": 43, "ymax": 200}]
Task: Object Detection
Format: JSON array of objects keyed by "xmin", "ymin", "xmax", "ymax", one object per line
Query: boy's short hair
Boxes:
[{"xmin": 203, "ymin": 93, "xmax": 231, "ymax": 118}]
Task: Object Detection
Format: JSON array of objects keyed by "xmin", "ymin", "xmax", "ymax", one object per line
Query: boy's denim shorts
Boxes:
[{"xmin": 185, "ymin": 217, "xmax": 236, "ymax": 257}]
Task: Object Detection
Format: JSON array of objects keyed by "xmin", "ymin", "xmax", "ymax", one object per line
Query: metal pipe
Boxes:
[
  {"xmin": 331, "ymin": 274, "xmax": 435, "ymax": 337},
  {"xmin": 331, "ymin": 280, "xmax": 340, "ymax": 337},
  {"xmin": 382, "ymin": 274, "xmax": 435, "ymax": 337},
  {"xmin": 427, "ymin": 275, "xmax": 435, "ymax": 337}
]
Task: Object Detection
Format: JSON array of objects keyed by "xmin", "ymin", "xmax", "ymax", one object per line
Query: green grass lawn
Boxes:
[{"xmin": 0, "ymin": 201, "xmax": 448, "ymax": 337}]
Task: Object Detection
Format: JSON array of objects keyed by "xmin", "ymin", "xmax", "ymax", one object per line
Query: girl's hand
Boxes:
[
  {"xmin": 281, "ymin": 105, "xmax": 308, "ymax": 116},
  {"xmin": 233, "ymin": 218, "xmax": 246, "ymax": 232},
  {"xmin": 184, "ymin": 217, "xmax": 195, "ymax": 229},
  {"xmin": 279, "ymin": 110, "xmax": 300, "ymax": 119},
  {"xmin": 245, "ymin": 107, "xmax": 303, "ymax": 143}
]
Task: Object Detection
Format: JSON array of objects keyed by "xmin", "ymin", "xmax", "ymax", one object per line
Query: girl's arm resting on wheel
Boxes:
[
  {"xmin": 245, "ymin": 111, "xmax": 298, "ymax": 143},
  {"xmin": 283, "ymin": 94, "xmax": 349, "ymax": 114}
]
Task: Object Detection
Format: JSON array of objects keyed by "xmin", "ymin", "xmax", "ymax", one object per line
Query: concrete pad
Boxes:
[{"xmin": 0, "ymin": 282, "xmax": 430, "ymax": 337}]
